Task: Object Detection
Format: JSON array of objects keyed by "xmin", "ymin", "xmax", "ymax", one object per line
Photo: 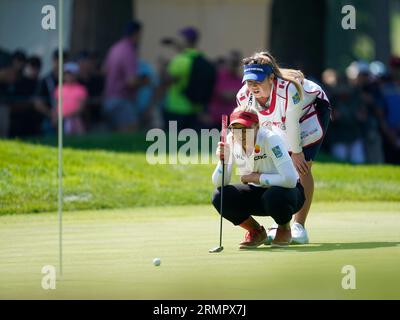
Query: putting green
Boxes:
[{"xmin": 0, "ymin": 202, "xmax": 399, "ymax": 299}]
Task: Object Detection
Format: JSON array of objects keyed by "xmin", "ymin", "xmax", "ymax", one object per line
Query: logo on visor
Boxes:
[
  {"xmin": 255, "ymin": 144, "xmax": 261, "ymax": 154},
  {"xmin": 245, "ymin": 67, "xmax": 264, "ymax": 72}
]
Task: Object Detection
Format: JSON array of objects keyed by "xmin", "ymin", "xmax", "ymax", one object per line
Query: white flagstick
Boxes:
[{"xmin": 58, "ymin": 0, "xmax": 64, "ymax": 279}]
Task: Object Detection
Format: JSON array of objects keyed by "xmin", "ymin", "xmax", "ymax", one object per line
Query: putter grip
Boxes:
[
  {"xmin": 219, "ymin": 115, "xmax": 228, "ymax": 161},
  {"xmin": 221, "ymin": 115, "xmax": 228, "ymax": 143}
]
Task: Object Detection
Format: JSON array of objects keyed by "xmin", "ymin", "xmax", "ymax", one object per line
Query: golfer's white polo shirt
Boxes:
[{"xmin": 212, "ymin": 127, "xmax": 299, "ymax": 188}]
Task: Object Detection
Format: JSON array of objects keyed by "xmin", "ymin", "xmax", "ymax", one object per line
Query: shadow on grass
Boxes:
[{"xmin": 256, "ymin": 242, "xmax": 400, "ymax": 252}]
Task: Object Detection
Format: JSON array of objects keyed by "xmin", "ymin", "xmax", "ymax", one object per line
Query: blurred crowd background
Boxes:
[{"xmin": 0, "ymin": 0, "xmax": 400, "ymax": 164}]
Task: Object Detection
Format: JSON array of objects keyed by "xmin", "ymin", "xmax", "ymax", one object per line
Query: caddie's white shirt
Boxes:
[
  {"xmin": 236, "ymin": 78, "xmax": 330, "ymax": 153},
  {"xmin": 212, "ymin": 127, "xmax": 299, "ymax": 188}
]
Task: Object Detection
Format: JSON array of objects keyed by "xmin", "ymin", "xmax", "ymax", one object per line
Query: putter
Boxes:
[{"xmin": 209, "ymin": 115, "xmax": 228, "ymax": 254}]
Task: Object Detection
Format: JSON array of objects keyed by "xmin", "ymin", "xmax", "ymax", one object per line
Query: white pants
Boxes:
[{"xmin": 331, "ymin": 140, "xmax": 365, "ymax": 164}]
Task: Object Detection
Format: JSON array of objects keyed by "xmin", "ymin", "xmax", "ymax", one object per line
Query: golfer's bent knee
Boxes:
[
  {"xmin": 212, "ymin": 186, "xmax": 231, "ymax": 212},
  {"xmin": 262, "ymin": 189, "xmax": 292, "ymax": 225},
  {"xmin": 262, "ymin": 188, "xmax": 284, "ymax": 209},
  {"xmin": 211, "ymin": 189, "xmax": 222, "ymax": 212},
  {"xmin": 211, "ymin": 187, "xmax": 244, "ymax": 225}
]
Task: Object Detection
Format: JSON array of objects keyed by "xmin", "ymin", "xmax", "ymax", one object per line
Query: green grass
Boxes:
[
  {"xmin": 27, "ymin": 132, "xmax": 151, "ymax": 153},
  {"xmin": 1, "ymin": 139, "xmax": 400, "ymax": 215},
  {"xmin": 0, "ymin": 202, "xmax": 399, "ymax": 299},
  {"xmin": 27, "ymin": 131, "xmax": 339, "ymax": 161}
]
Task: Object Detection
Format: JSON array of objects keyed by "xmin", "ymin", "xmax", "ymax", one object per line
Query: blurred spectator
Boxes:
[
  {"xmin": 10, "ymin": 50, "xmax": 27, "ymax": 76},
  {"xmin": 328, "ymin": 63, "xmax": 367, "ymax": 164},
  {"xmin": 330, "ymin": 61, "xmax": 385, "ymax": 164},
  {"xmin": 76, "ymin": 51, "xmax": 104, "ymax": 131},
  {"xmin": 0, "ymin": 47, "xmax": 11, "ymax": 69},
  {"xmin": 0, "ymin": 49, "xmax": 10, "ymax": 137},
  {"xmin": 380, "ymin": 56, "xmax": 400, "ymax": 164},
  {"xmin": 53, "ymin": 62, "xmax": 88, "ymax": 135},
  {"xmin": 162, "ymin": 26, "xmax": 216, "ymax": 131},
  {"xmin": 103, "ymin": 20, "xmax": 148, "ymax": 132},
  {"xmin": 34, "ymin": 49, "xmax": 68, "ymax": 135},
  {"xmin": 353, "ymin": 62, "xmax": 385, "ymax": 164},
  {"xmin": 208, "ymin": 50, "xmax": 242, "ymax": 128},
  {"xmin": 369, "ymin": 61, "xmax": 387, "ymax": 80},
  {"xmin": 0, "ymin": 49, "xmax": 20, "ymax": 136},
  {"xmin": 321, "ymin": 69, "xmax": 338, "ymax": 93},
  {"xmin": 134, "ymin": 59, "xmax": 160, "ymax": 129},
  {"xmin": 9, "ymin": 55, "xmax": 43, "ymax": 137},
  {"xmin": 24, "ymin": 56, "xmax": 42, "ymax": 81}
]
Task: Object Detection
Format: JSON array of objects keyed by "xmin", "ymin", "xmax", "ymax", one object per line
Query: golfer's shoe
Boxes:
[
  {"xmin": 239, "ymin": 226, "xmax": 267, "ymax": 249},
  {"xmin": 264, "ymin": 223, "xmax": 278, "ymax": 245},
  {"xmin": 271, "ymin": 228, "xmax": 292, "ymax": 248},
  {"xmin": 291, "ymin": 222, "xmax": 309, "ymax": 244}
]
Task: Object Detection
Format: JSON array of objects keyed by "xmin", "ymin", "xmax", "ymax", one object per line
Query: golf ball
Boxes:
[{"xmin": 153, "ymin": 258, "xmax": 161, "ymax": 266}]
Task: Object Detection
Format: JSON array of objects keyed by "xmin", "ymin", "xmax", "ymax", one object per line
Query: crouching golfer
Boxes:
[{"xmin": 212, "ymin": 106, "xmax": 305, "ymax": 249}]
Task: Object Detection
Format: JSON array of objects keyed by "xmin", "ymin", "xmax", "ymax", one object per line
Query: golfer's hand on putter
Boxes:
[
  {"xmin": 241, "ymin": 172, "xmax": 261, "ymax": 184},
  {"xmin": 291, "ymin": 152, "xmax": 309, "ymax": 175},
  {"xmin": 216, "ymin": 142, "xmax": 230, "ymax": 162}
]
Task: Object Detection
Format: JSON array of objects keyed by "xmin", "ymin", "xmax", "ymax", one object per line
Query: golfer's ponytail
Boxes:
[{"xmin": 242, "ymin": 51, "xmax": 303, "ymax": 101}]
